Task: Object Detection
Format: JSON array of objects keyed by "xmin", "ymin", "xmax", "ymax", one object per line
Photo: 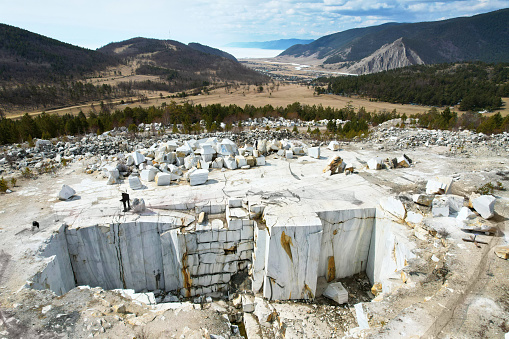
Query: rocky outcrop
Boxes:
[{"xmin": 346, "ymin": 38, "xmax": 425, "ymax": 74}]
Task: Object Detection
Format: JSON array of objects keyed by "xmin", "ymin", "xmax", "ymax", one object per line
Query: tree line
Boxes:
[
  {"xmin": 1, "ymin": 101, "xmax": 508, "ymax": 146},
  {"xmin": 314, "ymin": 62, "xmax": 509, "ymax": 112}
]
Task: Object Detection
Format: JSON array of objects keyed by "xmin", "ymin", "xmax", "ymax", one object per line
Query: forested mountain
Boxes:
[
  {"xmin": 0, "ymin": 23, "xmax": 119, "ymax": 84},
  {"xmin": 226, "ymin": 39, "xmax": 314, "ymax": 50},
  {"xmin": 0, "ymin": 29, "xmax": 267, "ymax": 112},
  {"xmin": 279, "ymin": 9, "xmax": 509, "ymax": 73},
  {"xmin": 314, "ymin": 62, "xmax": 509, "ymax": 111},
  {"xmin": 98, "ymin": 37, "xmax": 267, "ymax": 86},
  {"xmin": 188, "ymin": 43, "xmax": 237, "ymax": 61}
]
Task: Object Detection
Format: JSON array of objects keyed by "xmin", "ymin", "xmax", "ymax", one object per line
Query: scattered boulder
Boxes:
[
  {"xmin": 426, "ymin": 176, "xmax": 453, "ymax": 195},
  {"xmin": 432, "ymin": 195, "xmax": 464, "ymax": 217},
  {"xmin": 327, "ymin": 141, "xmax": 340, "ymax": 151},
  {"xmin": 367, "ymin": 157, "xmax": 384, "ymax": 170},
  {"xmin": 396, "ymin": 156, "xmax": 411, "ymax": 168},
  {"xmin": 323, "ymin": 282, "xmax": 348, "ymax": 304},
  {"xmin": 308, "ymin": 146, "xmax": 320, "ymax": 159},
  {"xmin": 58, "ymin": 185, "xmax": 76, "ymax": 200},
  {"xmin": 155, "ymin": 172, "xmax": 173, "ymax": 186},
  {"xmin": 128, "ymin": 175, "xmax": 143, "ymax": 190},
  {"xmin": 189, "ymin": 169, "xmax": 209, "ymax": 186},
  {"xmin": 323, "ymin": 156, "xmax": 345, "ymax": 175},
  {"xmin": 457, "ymin": 207, "xmax": 476, "ymax": 221},
  {"xmin": 413, "ymin": 194, "xmax": 434, "ymax": 207},
  {"xmin": 405, "ymin": 211, "xmax": 423, "ymax": 225},
  {"xmin": 472, "ymin": 195, "xmax": 496, "ymax": 219},
  {"xmin": 132, "ymin": 151, "xmax": 145, "ymax": 166},
  {"xmin": 132, "ymin": 198, "xmax": 146, "ymax": 213},
  {"xmin": 380, "ymin": 196, "xmax": 406, "ymax": 219},
  {"xmin": 106, "ymin": 174, "xmax": 117, "ymax": 185},
  {"xmin": 140, "ymin": 168, "xmax": 158, "ymax": 182}
]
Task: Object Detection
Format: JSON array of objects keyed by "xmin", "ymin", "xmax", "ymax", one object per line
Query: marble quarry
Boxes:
[{"xmin": 29, "ymin": 195, "xmax": 415, "ymax": 302}]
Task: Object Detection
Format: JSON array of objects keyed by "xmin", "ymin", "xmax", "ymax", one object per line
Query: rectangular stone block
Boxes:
[
  {"xmin": 202, "ymin": 286, "xmax": 212, "ymax": 295},
  {"xmin": 227, "ymin": 230, "xmax": 241, "ymax": 242},
  {"xmin": 228, "ymin": 218, "xmax": 243, "ymax": 230},
  {"xmin": 187, "ymin": 254, "xmax": 199, "ymax": 267},
  {"xmin": 197, "ymin": 231, "xmax": 214, "ymax": 243},
  {"xmin": 241, "ymin": 225, "xmax": 254, "ymax": 240},
  {"xmin": 197, "ymin": 242, "xmax": 211, "ymax": 252},
  {"xmin": 256, "ymin": 157, "xmax": 266, "ymax": 166},
  {"xmin": 198, "ymin": 264, "xmax": 212, "ymax": 275},
  {"xmin": 190, "ymin": 265, "xmax": 199, "ymax": 276},
  {"xmin": 228, "ymin": 198, "xmax": 243, "ymax": 208},
  {"xmin": 218, "ymin": 230, "xmax": 227, "ymax": 242},
  {"xmin": 185, "ymin": 233, "xmax": 198, "ymax": 252},
  {"xmin": 215, "ymin": 254, "xmax": 227, "ymax": 264},
  {"xmin": 200, "ymin": 253, "xmax": 217, "ymax": 264},
  {"xmin": 210, "ymin": 274, "xmax": 220, "ymax": 285},
  {"xmin": 242, "ymin": 219, "xmax": 255, "ymax": 227},
  {"xmin": 225, "ymin": 253, "xmax": 238, "ymax": 263},
  {"xmin": 238, "ymin": 242, "xmax": 254, "ymax": 252}
]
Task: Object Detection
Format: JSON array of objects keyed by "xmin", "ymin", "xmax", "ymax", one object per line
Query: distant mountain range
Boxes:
[
  {"xmin": 226, "ymin": 39, "xmax": 314, "ymax": 50},
  {"xmin": 0, "ymin": 24, "xmax": 262, "ymax": 86},
  {"xmin": 0, "ymin": 26, "xmax": 267, "ymax": 111},
  {"xmin": 279, "ymin": 8, "xmax": 509, "ymax": 74},
  {"xmin": 98, "ymin": 37, "xmax": 264, "ymax": 84}
]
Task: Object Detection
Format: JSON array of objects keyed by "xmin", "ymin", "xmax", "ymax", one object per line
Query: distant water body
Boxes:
[{"xmin": 221, "ymin": 47, "xmax": 284, "ymax": 59}]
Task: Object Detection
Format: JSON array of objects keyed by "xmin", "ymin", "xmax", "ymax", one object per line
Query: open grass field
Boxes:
[{"xmin": 5, "ymin": 83, "xmax": 508, "ymax": 120}]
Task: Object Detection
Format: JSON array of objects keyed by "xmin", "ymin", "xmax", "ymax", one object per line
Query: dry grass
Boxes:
[{"xmin": 5, "ymin": 84, "xmax": 508, "ymax": 119}]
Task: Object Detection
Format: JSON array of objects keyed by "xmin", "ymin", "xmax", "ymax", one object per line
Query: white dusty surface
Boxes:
[{"xmin": 1, "ymin": 140, "xmax": 509, "ymax": 338}]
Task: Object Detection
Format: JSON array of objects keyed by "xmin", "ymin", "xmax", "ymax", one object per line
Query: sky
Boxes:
[{"xmin": 1, "ymin": 0, "xmax": 508, "ymax": 52}]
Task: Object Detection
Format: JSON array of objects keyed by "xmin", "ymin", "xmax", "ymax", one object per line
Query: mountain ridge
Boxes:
[{"xmin": 278, "ymin": 8, "xmax": 509, "ymax": 74}]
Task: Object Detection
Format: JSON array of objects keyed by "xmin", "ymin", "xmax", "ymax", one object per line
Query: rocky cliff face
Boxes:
[{"xmin": 345, "ymin": 38, "xmax": 424, "ymax": 74}]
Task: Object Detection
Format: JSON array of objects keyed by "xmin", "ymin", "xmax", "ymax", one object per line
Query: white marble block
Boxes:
[
  {"xmin": 323, "ymin": 282, "xmax": 348, "ymax": 304},
  {"xmin": 189, "ymin": 169, "xmax": 209, "ymax": 186},
  {"xmin": 472, "ymin": 195, "xmax": 496, "ymax": 219},
  {"xmin": 308, "ymin": 147, "xmax": 320, "ymax": 159},
  {"xmin": 58, "ymin": 185, "xmax": 76, "ymax": 200}
]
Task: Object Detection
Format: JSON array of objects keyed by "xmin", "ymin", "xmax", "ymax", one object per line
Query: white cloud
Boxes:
[{"xmin": 0, "ymin": 0, "xmax": 507, "ymax": 48}]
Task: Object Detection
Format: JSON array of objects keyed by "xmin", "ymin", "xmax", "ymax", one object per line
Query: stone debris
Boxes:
[
  {"xmin": 128, "ymin": 175, "xmax": 143, "ymax": 190},
  {"xmin": 328, "ymin": 141, "xmax": 340, "ymax": 151},
  {"xmin": 457, "ymin": 206, "xmax": 476, "ymax": 221},
  {"xmin": 367, "ymin": 157, "xmax": 384, "ymax": 170},
  {"xmin": 426, "ymin": 176, "xmax": 453, "ymax": 195},
  {"xmin": 308, "ymin": 146, "xmax": 320, "ymax": 159},
  {"xmin": 140, "ymin": 168, "xmax": 158, "ymax": 182},
  {"xmin": 380, "ymin": 196, "xmax": 406, "ymax": 219},
  {"xmin": 323, "ymin": 282, "xmax": 348, "ymax": 304},
  {"xmin": 58, "ymin": 185, "xmax": 76, "ymax": 200},
  {"xmin": 432, "ymin": 195, "xmax": 464, "ymax": 217},
  {"xmin": 494, "ymin": 246, "xmax": 509, "ymax": 260},
  {"xmin": 132, "ymin": 198, "xmax": 146, "ymax": 213},
  {"xmin": 323, "ymin": 156, "xmax": 346, "ymax": 175},
  {"xmin": 405, "ymin": 211, "xmax": 424, "ymax": 225},
  {"xmin": 188, "ymin": 168, "xmax": 209, "ymax": 186},
  {"xmin": 155, "ymin": 172, "xmax": 174, "ymax": 186},
  {"xmin": 413, "ymin": 194, "xmax": 434, "ymax": 207},
  {"xmin": 472, "ymin": 195, "xmax": 496, "ymax": 219}
]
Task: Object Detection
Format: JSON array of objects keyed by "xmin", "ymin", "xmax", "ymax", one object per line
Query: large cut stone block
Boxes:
[
  {"xmin": 472, "ymin": 195, "xmax": 496, "ymax": 219},
  {"xmin": 189, "ymin": 169, "xmax": 208, "ymax": 186}
]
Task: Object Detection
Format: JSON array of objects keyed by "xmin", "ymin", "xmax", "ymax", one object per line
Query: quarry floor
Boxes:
[{"xmin": 0, "ymin": 140, "xmax": 508, "ymax": 338}]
